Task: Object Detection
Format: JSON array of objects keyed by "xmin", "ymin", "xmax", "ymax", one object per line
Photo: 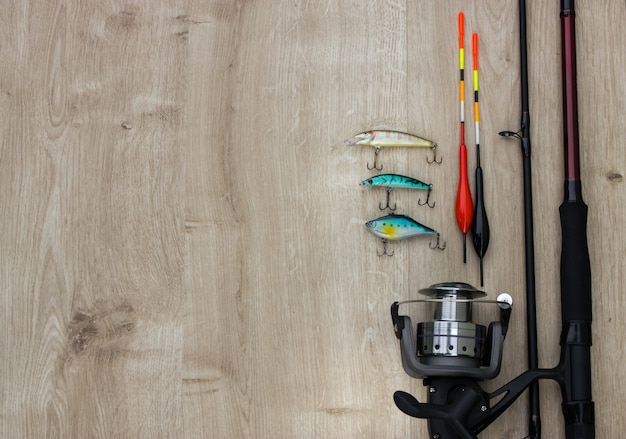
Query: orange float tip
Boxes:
[
  {"xmin": 458, "ymin": 12, "xmax": 464, "ymax": 48},
  {"xmin": 473, "ymin": 33, "xmax": 478, "ymax": 70}
]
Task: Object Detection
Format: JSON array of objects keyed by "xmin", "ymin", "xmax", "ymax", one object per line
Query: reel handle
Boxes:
[{"xmin": 394, "ymin": 386, "xmax": 480, "ymax": 439}]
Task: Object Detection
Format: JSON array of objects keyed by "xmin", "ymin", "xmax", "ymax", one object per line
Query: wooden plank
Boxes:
[
  {"xmin": 1, "ymin": 1, "xmax": 625, "ymax": 438},
  {"xmin": 0, "ymin": 1, "xmax": 188, "ymax": 437}
]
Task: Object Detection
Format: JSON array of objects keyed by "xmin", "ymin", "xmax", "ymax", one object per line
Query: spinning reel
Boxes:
[
  {"xmin": 391, "ymin": 281, "xmax": 593, "ymax": 438},
  {"xmin": 391, "ymin": 282, "xmax": 516, "ymax": 438}
]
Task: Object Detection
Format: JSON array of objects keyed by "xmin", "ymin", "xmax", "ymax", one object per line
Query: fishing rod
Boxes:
[
  {"xmin": 456, "ymin": 12, "xmax": 474, "ymax": 264},
  {"xmin": 498, "ymin": 0, "xmax": 541, "ymax": 435},
  {"xmin": 555, "ymin": 0, "xmax": 595, "ymax": 436},
  {"xmin": 389, "ymin": 1, "xmax": 594, "ymax": 437},
  {"xmin": 469, "ymin": 32, "xmax": 490, "ymax": 287}
]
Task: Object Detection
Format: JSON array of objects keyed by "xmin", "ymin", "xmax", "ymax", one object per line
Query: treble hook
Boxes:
[
  {"xmin": 417, "ymin": 187, "xmax": 435, "ymax": 208},
  {"xmin": 379, "ymin": 187, "xmax": 397, "ymax": 211},
  {"xmin": 426, "ymin": 145, "xmax": 443, "ymax": 164},
  {"xmin": 428, "ymin": 233, "xmax": 446, "ymax": 250},
  {"xmin": 367, "ymin": 147, "xmax": 384, "ymax": 171},
  {"xmin": 377, "ymin": 238, "xmax": 394, "ymax": 257}
]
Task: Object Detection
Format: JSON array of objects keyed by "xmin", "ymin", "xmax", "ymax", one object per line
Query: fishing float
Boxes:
[
  {"xmin": 455, "ymin": 12, "xmax": 474, "ymax": 263},
  {"xmin": 470, "ymin": 32, "xmax": 490, "ymax": 286}
]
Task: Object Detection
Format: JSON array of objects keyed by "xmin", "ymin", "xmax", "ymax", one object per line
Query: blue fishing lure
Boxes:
[
  {"xmin": 365, "ymin": 213, "xmax": 445, "ymax": 256},
  {"xmin": 360, "ymin": 174, "xmax": 434, "ymax": 209}
]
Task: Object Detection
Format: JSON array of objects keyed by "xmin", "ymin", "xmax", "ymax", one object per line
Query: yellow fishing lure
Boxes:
[{"xmin": 344, "ymin": 130, "xmax": 440, "ymax": 170}]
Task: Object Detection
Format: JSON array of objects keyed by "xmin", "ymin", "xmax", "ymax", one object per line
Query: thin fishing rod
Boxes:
[
  {"xmin": 558, "ymin": 1, "xmax": 595, "ymax": 437},
  {"xmin": 455, "ymin": 12, "xmax": 474, "ymax": 264},
  {"xmin": 469, "ymin": 33, "xmax": 490, "ymax": 287},
  {"xmin": 498, "ymin": 0, "xmax": 541, "ymax": 436}
]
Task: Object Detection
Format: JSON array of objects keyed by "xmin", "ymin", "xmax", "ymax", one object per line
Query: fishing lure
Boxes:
[
  {"xmin": 344, "ymin": 130, "xmax": 440, "ymax": 170},
  {"xmin": 360, "ymin": 174, "xmax": 435, "ymax": 210},
  {"xmin": 365, "ymin": 213, "xmax": 446, "ymax": 256}
]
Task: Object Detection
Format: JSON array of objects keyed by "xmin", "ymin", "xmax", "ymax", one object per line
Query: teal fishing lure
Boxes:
[
  {"xmin": 365, "ymin": 213, "xmax": 446, "ymax": 256},
  {"xmin": 360, "ymin": 174, "xmax": 434, "ymax": 209}
]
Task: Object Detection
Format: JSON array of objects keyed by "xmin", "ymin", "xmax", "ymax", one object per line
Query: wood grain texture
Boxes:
[{"xmin": 1, "ymin": 1, "xmax": 624, "ymax": 438}]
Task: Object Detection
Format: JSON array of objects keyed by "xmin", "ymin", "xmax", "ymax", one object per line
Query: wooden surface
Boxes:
[{"xmin": 1, "ymin": 1, "xmax": 624, "ymax": 438}]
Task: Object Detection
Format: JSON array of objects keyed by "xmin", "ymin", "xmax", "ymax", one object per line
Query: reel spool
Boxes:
[{"xmin": 417, "ymin": 283, "xmax": 488, "ymax": 367}]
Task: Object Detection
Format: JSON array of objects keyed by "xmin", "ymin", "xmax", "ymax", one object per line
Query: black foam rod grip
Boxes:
[
  {"xmin": 559, "ymin": 197, "xmax": 595, "ymax": 438},
  {"xmin": 559, "ymin": 200, "xmax": 592, "ymax": 324}
]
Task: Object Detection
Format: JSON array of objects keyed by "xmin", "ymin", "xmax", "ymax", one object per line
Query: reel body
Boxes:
[{"xmin": 391, "ymin": 282, "xmax": 514, "ymax": 438}]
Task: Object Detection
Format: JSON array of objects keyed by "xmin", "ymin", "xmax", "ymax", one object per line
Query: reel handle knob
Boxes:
[{"xmin": 497, "ymin": 293, "xmax": 513, "ymax": 309}]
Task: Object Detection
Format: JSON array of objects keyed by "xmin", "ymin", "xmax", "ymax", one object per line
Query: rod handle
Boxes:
[
  {"xmin": 559, "ymin": 198, "xmax": 591, "ymax": 322},
  {"xmin": 559, "ymin": 198, "xmax": 594, "ymax": 438}
]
